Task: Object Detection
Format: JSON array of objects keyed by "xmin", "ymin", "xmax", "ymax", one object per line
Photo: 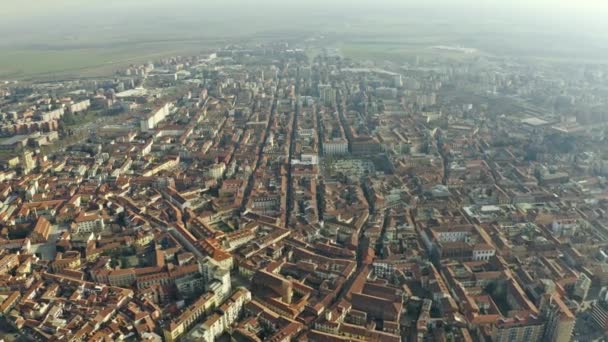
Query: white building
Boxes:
[
  {"xmin": 207, "ymin": 163, "xmax": 226, "ymax": 180},
  {"xmin": 68, "ymin": 100, "xmax": 91, "ymax": 113},
  {"xmin": 184, "ymin": 288, "xmax": 251, "ymax": 342},
  {"xmin": 140, "ymin": 103, "xmax": 172, "ymax": 131},
  {"xmin": 292, "ymin": 154, "xmax": 318, "ymax": 165},
  {"xmin": 435, "ymin": 230, "xmax": 469, "ymax": 243},
  {"xmin": 551, "ymin": 218, "xmax": 578, "ymax": 237},
  {"xmin": 472, "ymin": 246, "xmax": 496, "ymax": 261},
  {"xmin": 37, "ymin": 108, "xmax": 65, "ymax": 121},
  {"xmin": 74, "ymin": 213, "xmax": 105, "ymax": 234}
]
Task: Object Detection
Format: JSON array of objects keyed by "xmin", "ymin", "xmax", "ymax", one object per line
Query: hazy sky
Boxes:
[
  {"xmin": 3, "ymin": 0, "xmax": 608, "ymax": 13},
  {"xmin": 2, "ymin": 0, "xmax": 607, "ymax": 31},
  {"xmin": 2, "ymin": 0, "xmax": 608, "ymax": 19},
  {"xmin": 1, "ymin": 0, "xmax": 607, "ymax": 57}
]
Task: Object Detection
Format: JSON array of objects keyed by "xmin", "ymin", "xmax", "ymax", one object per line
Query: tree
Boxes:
[
  {"xmin": 120, "ymin": 256, "xmax": 131, "ymax": 268},
  {"xmin": 524, "ymin": 144, "xmax": 538, "ymax": 161},
  {"xmin": 485, "ymin": 280, "xmax": 512, "ymax": 313},
  {"xmin": 62, "ymin": 112, "xmax": 78, "ymax": 126},
  {"xmin": 117, "ymin": 211, "xmax": 128, "ymax": 227}
]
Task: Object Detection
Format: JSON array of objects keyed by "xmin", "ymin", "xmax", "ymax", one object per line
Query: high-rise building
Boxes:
[
  {"xmin": 573, "ymin": 272, "xmax": 592, "ymax": 300},
  {"xmin": 20, "ymin": 150, "xmax": 35, "ymax": 175},
  {"xmin": 540, "ymin": 294, "xmax": 575, "ymax": 342},
  {"xmin": 592, "ymin": 287, "xmax": 608, "ymax": 331},
  {"xmin": 140, "ymin": 103, "xmax": 172, "ymax": 131},
  {"xmin": 318, "ymin": 84, "xmax": 335, "ymax": 106},
  {"xmin": 393, "ymin": 74, "xmax": 403, "ymax": 88}
]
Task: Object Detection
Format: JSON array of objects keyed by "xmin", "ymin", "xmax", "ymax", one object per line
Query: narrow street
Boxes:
[{"xmin": 239, "ymin": 77, "xmax": 281, "ymax": 214}]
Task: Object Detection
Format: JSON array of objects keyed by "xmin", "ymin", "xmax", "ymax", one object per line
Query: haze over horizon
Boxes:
[
  {"xmin": 1, "ymin": 0, "xmax": 607, "ymax": 78},
  {"xmin": 1, "ymin": 0, "xmax": 607, "ymax": 47}
]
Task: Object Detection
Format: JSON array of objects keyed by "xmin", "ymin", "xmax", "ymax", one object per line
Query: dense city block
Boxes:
[{"xmin": 0, "ymin": 41, "xmax": 607, "ymax": 342}]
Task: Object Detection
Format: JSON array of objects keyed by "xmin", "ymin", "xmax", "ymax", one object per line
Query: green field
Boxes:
[
  {"xmin": 0, "ymin": 39, "xmax": 223, "ymax": 80},
  {"xmin": 320, "ymin": 13, "xmax": 608, "ymax": 65},
  {"xmin": 338, "ymin": 42, "xmax": 481, "ymax": 63}
]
